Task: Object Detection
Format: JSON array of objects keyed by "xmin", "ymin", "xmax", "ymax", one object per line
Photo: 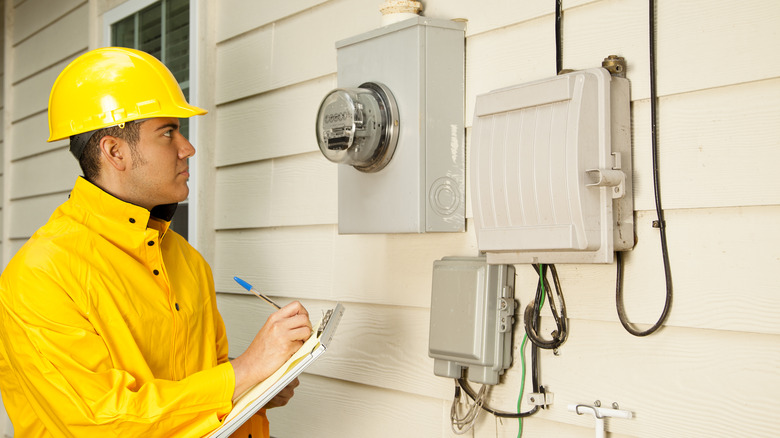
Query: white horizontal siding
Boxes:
[
  {"xmin": 630, "ymin": 79, "xmax": 780, "ymax": 210},
  {"xmin": 11, "ymin": 54, "xmax": 79, "ymax": 124},
  {"xmin": 479, "ymin": 320, "xmax": 780, "ymax": 437},
  {"xmin": 215, "ymin": 76, "xmax": 335, "ymax": 166},
  {"xmin": 216, "ymin": 0, "xmax": 329, "ymax": 43},
  {"xmin": 9, "ymin": 148, "xmax": 78, "ymax": 200},
  {"xmin": 11, "ymin": 3, "xmax": 87, "ymax": 83},
  {"xmin": 217, "ymin": 295, "xmax": 453, "ymax": 401},
  {"xmin": 214, "ymin": 0, "xmax": 377, "ymax": 104},
  {"xmin": 464, "ymin": 0, "xmax": 780, "ymax": 112},
  {"xmin": 8, "ymin": 192, "xmax": 68, "ymax": 239},
  {"xmin": 214, "ymin": 223, "xmax": 478, "ymax": 308},
  {"xmin": 12, "ymin": 0, "xmax": 84, "ymax": 44},
  {"xmin": 9, "ymin": 112, "xmax": 61, "ymax": 161},
  {"xmin": 651, "ymin": 0, "xmax": 780, "ymax": 97},
  {"xmin": 210, "ymin": 0, "xmax": 780, "ymax": 436},
  {"xmin": 216, "ymin": 205, "xmax": 780, "ymax": 337},
  {"xmin": 219, "ymin": 276, "xmax": 780, "ymax": 438},
  {"xmin": 214, "ymin": 152, "xmax": 337, "ymax": 229},
  {"xmin": 267, "ymin": 374, "xmax": 444, "ymax": 437},
  {"xmin": 2, "ymin": 0, "xmax": 89, "ymax": 268},
  {"xmin": 424, "ymin": 0, "xmax": 599, "ymax": 37}
]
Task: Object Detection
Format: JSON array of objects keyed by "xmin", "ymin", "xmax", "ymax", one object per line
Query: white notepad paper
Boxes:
[{"xmin": 206, "ymin": 303, "xmax": 344, "ymax": 437}]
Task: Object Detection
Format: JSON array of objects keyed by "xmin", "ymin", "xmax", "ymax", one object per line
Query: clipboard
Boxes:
[{"xmin": 207, "ymin": 303, "xmax": 345, "ymax": 438}]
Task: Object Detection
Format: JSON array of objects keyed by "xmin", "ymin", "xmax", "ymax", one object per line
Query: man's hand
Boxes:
[
  {"xmin": 231, "ymin": 301, "xmax": 311, "ymax": 401},
  {"xmin": 265, "ymin": 378, "xmax": 300, "ymax": 409}
]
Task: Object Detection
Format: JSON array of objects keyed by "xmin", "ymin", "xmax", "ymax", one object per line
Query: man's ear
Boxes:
[{"xmin": 99, "ymin": 135, "xmax": 128, "ymax": 171}]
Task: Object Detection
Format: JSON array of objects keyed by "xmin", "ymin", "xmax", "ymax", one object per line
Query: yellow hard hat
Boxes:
[{"xmin": 47, "ymin": 47, "xmax": 207, "ymax": 143}]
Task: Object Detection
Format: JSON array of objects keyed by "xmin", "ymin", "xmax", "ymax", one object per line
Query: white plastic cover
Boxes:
[{"xmin": 470, "ymin": 68, "xmax": 633, "ymax": 264}]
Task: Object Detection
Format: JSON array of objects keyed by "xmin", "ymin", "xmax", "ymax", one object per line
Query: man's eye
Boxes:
[{"xmin": 163, "ymin": 130, "xmax": 173, "ymax": 138}]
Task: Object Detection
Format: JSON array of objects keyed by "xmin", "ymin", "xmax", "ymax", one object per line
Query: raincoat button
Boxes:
[
  {"xmin": 153, "ymin": 269, "xmax": 159, "ymax": 275},
  {"xmin": 148, "ymin": 241, "xmax": 155, "ymax": 246},
  {"xmin": 129, "ymin": 218, "xmax": 136, "ymax": 224},
  {"xmin": 175, "ymin": 303, "xmax": 180, "ymax": 311}
]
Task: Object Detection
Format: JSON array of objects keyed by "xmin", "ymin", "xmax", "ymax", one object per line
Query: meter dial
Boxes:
[{"xmin": 316, "ymin": 82, "xmax": 399, "ymax": 173}]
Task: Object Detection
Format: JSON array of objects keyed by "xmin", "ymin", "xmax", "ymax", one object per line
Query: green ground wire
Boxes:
[
  {"xmin": 517, "ymin": 266, "xmax": 547, "ymax": 438},
  {"xmin": 517, "ymin": 333, "xmax": 529, "ymax": 437}
]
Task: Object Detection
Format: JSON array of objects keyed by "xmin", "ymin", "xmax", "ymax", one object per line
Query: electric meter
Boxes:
[{"xmin": 315, "ymin": 81, "xmax": 399, "ymax": 173}]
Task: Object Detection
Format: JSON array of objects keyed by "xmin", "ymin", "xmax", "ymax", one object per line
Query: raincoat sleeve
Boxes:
[
  {"xmin": 210, "ymin": 276, "xmax": 271, "ymax": 437},
  {"xmin": 213, "ymin": 286, "xmax": 231, "ymax": 366},
  {"xmin": 0, "ymin": 269, "xmax": 235, "ymax": 438}
]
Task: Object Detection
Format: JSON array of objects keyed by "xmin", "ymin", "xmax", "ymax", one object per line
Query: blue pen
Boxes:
[{"xmin": 233, "ymin": 276, "xmax": 282, "ymax": 310}]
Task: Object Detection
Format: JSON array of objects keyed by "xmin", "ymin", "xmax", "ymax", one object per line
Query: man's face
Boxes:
[{"xmin": 125, "ymin": 117, "xmax": 195, "ymax": 210}]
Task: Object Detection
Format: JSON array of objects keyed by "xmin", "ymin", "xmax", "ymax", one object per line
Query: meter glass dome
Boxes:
[{"xmin": 316, "ymin": 82, "xmax": 399, "ymax": 173}]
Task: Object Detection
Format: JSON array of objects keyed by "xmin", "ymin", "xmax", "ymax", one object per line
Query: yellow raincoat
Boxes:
[{"xmin": 0, "ymin": 177, "xmax": 268, "ymax": 437}]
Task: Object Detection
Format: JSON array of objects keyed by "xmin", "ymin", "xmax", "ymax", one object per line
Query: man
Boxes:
[{"xmin": 0, "ymin": 47, "xmax": 311, "ymax": 437}]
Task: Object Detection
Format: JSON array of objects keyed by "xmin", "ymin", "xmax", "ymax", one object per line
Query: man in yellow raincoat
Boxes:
[{"xmin": 0, "ymin": 47, "xmax": 312, "ymax": 437}]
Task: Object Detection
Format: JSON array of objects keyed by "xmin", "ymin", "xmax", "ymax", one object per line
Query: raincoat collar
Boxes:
[{"xmin": 69, "ymin": 177, "xmax": 175, "ymax": 233}]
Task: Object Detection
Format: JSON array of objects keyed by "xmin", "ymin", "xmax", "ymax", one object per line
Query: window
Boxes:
[{"xmin": 104, "ymin": 0, "xmax": 199, "ymax": 244}]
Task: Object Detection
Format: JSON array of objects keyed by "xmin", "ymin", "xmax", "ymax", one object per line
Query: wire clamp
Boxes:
[{"xmin": 526, "ymin": 390, "xmax": 553, "ymax": 408}]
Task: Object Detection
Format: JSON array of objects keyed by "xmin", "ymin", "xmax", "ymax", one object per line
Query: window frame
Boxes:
[{"xmin": 102, "ymin": 0, "xmax": 202, "ymax": 249}]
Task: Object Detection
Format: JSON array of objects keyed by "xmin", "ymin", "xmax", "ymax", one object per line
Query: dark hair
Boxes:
[{"xmin": 78, "ymin": 122, "xmax": 142, "ymax": 182}]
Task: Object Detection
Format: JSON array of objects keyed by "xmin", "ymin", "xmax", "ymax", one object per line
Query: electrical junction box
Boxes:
[
  {"xmin": 329, "ymin": 17, "xmax": 466, "ymax": 234},
  {"xmin": 470, "ymin": 67, "xmax": 634, "ymax": 264},
  {"xmin": 428, "ymin": 256, "xmax": 515, "ymax": 385}
]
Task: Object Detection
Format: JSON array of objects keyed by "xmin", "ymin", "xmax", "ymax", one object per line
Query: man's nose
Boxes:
[{"xmin": 179, "ymin": 137, "xmax": 196, "ymax": 159}]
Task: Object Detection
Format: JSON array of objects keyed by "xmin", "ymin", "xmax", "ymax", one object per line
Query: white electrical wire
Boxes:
[{"xmin": 450, "ymin": 381, "xmax": 487, "ymax": 435}]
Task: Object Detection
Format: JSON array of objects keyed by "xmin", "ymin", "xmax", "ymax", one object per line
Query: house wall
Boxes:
[
  {"xmin": 0, "ymin": 0, "xmax": 778, "ymax": 437},
  {"xmin": 0, "ymin": 0, "xmax": 85, "ymax": 270},
  {"xmin": 211, "ymin": 1, "xmax": 780, "ymax": 437}
]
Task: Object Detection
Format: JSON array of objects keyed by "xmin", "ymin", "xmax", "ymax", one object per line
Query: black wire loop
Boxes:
[
  {"xmin": 614, "ymin": 0, "xmax": 673, "ymax": 337},
  {"xmin": 524, "ymin": 264, "xmax": 568, "ymax": 349},
  {"xmin": 457, "ymin": 378, "xmax": 540, "ymax": 419}
]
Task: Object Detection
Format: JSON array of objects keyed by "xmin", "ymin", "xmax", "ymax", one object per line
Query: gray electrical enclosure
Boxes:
[
  {"xmin": 333, "ymin": 17, "xmax": 466, "ymax": 234},
  {"xmin": 428, "ymin": 257, "xmax": 515, "ymax": 385}
]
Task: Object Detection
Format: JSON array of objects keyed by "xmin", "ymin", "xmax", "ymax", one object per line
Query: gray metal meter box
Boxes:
[
  {"xmin": 470, "ymin": 68, "xmax": 634, "ymax": 264},
  {"xmin": 332, "ymin": 17, "xmax": 466, "ymax": 234},
  {"xmin": 428, "ymin": 257, "xmax": 515, "ymax": 385}
]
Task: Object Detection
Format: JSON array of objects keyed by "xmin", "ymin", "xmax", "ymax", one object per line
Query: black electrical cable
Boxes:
[
  {"xmin": 524, "ymin": 264, "xmax": 568, "ymax": 349},
  {"xmin": 457, "ymin": 379, "xmax": 539, "ymax": 418},
  {"xmin": 455, "ymin": 274, "xmax": 543, "ymax": 419},
  {"xmin": 615, "ymin": 0, "xmax": 673, "ymax": 336},
  {"xmin": 530, "ymin": 336, "xmax": 539, "ymax": 392},
  {"xmin": 555, "ymin": 0, "xmax": 563, "ymax": 73}
]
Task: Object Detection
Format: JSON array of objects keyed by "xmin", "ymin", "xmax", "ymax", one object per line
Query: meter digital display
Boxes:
[{"xmin": 316, "ymin": 82, "xmax": 399, "ymax": 173}]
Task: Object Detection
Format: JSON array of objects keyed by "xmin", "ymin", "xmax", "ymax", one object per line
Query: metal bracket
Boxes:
[
  {"xmin": 497, "ymin": 295, "xmax": 515, "ymax": 333},
  {"xmin": 568, "ymin": 402, "xmax": 633, "ymax": 438},
  {"xmin": 526, "ymin": 391, "xmax": 554, "ymax": 408}
]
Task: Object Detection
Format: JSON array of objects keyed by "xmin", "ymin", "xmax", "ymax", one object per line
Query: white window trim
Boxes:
[{"xmin": 102, "ymin": 0, "xmax": 201, "ymax": 249}]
